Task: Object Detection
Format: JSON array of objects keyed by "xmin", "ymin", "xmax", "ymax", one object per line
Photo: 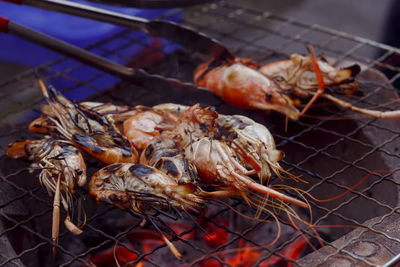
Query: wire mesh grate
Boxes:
[{"xmin": 1, "ymin": 1, "xmax": 400, "ymax": 266}]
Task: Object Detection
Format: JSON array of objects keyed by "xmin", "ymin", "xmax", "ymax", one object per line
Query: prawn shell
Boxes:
[
  {"xmin": 153, "ymin": 103, "xmax": 189, "ymax": 117},
  {"xmin": 59, "ymin": 144, "xmax": 87, "ymax": 188},
  {"xmin": 140, "ymin": 139, "xmax": 199, "ymax": 185},
  {"xmin": 6, "ymin": 140, "xmax": 36, "ymax": 158},
  {"xmin": 72, "ymin": 134, "xmax": 138, "ymax": 164},
  {"xmin": 123, "ymin": 111, "xmax": 164, "ymax": 150},
  {"xmin": 184, "ymin": 138, "xmax": 233, "ymax": 184},
  {"xmin": 79, "ymin": 102, "xmax": 133, "ymax": 115},
  {"xmin": 28, "ymin": 116, "xmax": 54, "ymax": 134}
]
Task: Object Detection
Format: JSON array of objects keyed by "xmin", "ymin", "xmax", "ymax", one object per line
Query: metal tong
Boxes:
[
  {"xmin": 0, "ymin": 0, "xmax": 234, "ymax": 89},
  {"xmin": 81, "ymin": 0, "xmax": 213, "ymax": 9}
]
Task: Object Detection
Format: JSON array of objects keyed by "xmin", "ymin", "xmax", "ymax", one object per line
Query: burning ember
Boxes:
[
  {"xmin": 197, "ymin": 215, "xmax": 229, "ymax": 249},
  {"xmin": 88, "ymin": 246, "xmax": 139, "ymax": 267},
  {"xmin": 199, "ymin": 236, "xmax": 309, "ymax": 267},
  {"xmin": 86, "ymin": 214, "xmax": 308, "ymax": 267},
  {"xmin": 86, "ymin": 221, "xmax": 198, "ymax": 266}
]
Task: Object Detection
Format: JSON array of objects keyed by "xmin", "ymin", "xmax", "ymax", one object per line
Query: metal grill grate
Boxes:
[{"xmin": 1, "ymin": 1, "xmax": 400, "ymax": 266}]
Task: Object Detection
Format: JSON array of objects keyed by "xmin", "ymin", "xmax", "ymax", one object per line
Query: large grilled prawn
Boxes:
[
  {"xmin": 163, "ymin": 104, "xmax": 309, "ymax": 208},
  {"xmin": 89, "ymin": 163, "xmax": 203, "ymax": 258},
  {"xmin": 7, "ymin": 137, "xmax": 86, "ymax": 254},
  {"xmin": 32, "ymin": 80, "xmax": 138, "ymax": 164}
]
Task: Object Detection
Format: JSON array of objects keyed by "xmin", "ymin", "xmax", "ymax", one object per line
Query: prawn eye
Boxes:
[
  {"xmin": 273, "ymin": 75, "xmax": 285, "ymax": 82},
  {"xmin": 265, "ymin": 92, "xmax": 273, "ymax": 101},
  {"xmin": 75, "ymin": 168, "xmax": 83, "ymax": 175}
]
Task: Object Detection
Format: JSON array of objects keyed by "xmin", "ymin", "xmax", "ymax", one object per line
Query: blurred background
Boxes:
[{"xmin": 0, "ymin": 0, "xmax": 394, "ymax": 80}]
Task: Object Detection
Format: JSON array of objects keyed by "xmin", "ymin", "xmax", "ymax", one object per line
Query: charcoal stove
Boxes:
[{"xmin": 1, "ymin": 1, "xmax": 400, "ymax": 266}]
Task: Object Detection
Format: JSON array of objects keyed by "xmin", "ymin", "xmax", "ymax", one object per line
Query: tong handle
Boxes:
[
  {"xmin": 2, "ymin": 0, "xmax": 21, "ymax": 3},
  {"xmin": 0, "ymin": 16, "xmax": 134, "ymax": 77},
  {"xmin": 1, "ymin": 0, "xmax": 149, "ymax": 31},
  {"xmin": 0, "ymin": 16, "xmax": 9, "ymax": 32},
  {"xmin": 1, "ymin": 0, "xmax": 235, "ymax": 60},
  {"xmin": 0, "ymin": 15, "xmax": 215, "ymax": 95}
]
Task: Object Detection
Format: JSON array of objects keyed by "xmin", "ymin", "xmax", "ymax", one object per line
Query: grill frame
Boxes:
[{"xmin": 1, "ymin": 1, "xmax": 400, "ymax": 266}]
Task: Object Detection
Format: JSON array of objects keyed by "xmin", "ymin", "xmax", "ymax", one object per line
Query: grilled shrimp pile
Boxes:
[
  {"xmin": 6, "ymin": 80, "xmax": 309, "ymax": 258},
  {"xmin": 194, "ymin": 48, "xmax": 400, "ymax": 119}
]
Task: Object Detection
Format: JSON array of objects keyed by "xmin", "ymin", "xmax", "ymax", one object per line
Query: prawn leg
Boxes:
[
  {"xmin": 148, "ymin": 218, "xmax": 182, "ymax": 260},
  {"xmin": 300, "ymin": 44, "xmax": 326, "ymax": 116},
  {"xmin": 64, "ymin": 216, "xmax": 83, "ymax": 235},
  {"xmin": 200, "ymin": 190, "xmax": 240, "ymax": 198},
  {"xmin": 52, "ymin": 175, "xmax": 61, "ymax": 256},
  {"xmin": 218, "ymin": 169, "xmax": 309, "ymax": 209},
  {"xmin": 322, "ymin": 93, "xmax": 400, "ymax": 119},
  {"xmin": 161, "ymin": 234, "xmax": 182, "ymax": 260}
]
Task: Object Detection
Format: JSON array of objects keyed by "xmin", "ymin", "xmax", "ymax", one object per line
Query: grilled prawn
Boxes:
[
  {"xmin": 6, "ymin": 137, "xmax": 86, "ymax": 253},
  {"xmin": 266, "ymin": 49, "xmax": 400, "ymax": 119},
  {"xmin": 260, "ymin": 50, "xmax": 361, "ymax": 116},
  {"xmin": 35, "ymin": 80, "xmax": 138, "ymax": 164},
  {"xmin": 215, "ymin": 114, "xmax": 286, "ymax": 181},
  {"xmin": 194, "ymin": 58, "xmax": 300, "ymax": 120},
  {"xmin": 89, "ymin": 163, "xmax": 202, "ymax": 214},
  {"xmin": 259, "ymin": 53, "xmax": 360, "ymax": 94},
  {"xmin": 89, "ymin": 163, "xmax": 204, "ymax": 259}
]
